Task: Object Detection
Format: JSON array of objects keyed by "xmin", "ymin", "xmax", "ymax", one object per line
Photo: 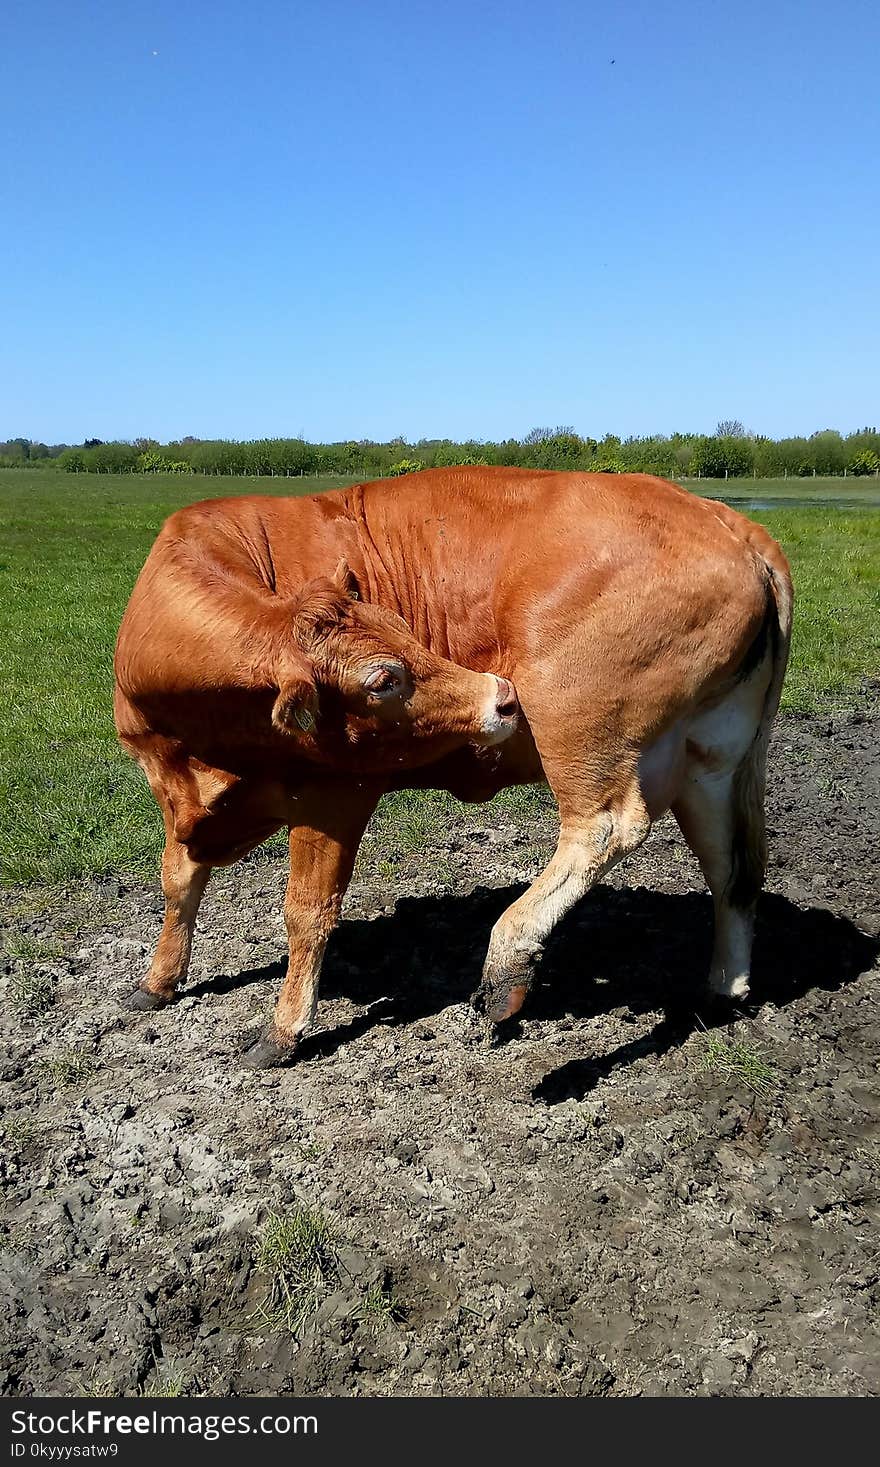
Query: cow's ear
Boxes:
[
  {"xmin": 272, "ymin": 654, "xmax": 319, "ymax": 735},
  {"xmin": 333, "ymin": 559, "xmax": 361, "ymax": 601}
]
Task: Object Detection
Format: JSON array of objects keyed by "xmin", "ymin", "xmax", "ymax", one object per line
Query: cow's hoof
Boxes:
[
  {"xmin": 242, "ymin": 1030, "xmax": 299, "ymax": 1069},
  {"xmin": 486, "ymin": 983, "xmax": 530, "ymax": 1026},
  {"xmin": 123, "ymin": 986, "xmax": 172, "ymax": 1012},
  {"xmin": 706, "ymin": 985, "xmax": 751, "ymax": 1013},
  {"xmin": 471, "ymin": 980, "xmax": 530, "ymax": 1025}
]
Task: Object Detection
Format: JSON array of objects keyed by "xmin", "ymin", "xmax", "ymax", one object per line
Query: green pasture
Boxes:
[{"xmin": 1, "ymin": 468, "xmax": 877, "ymax": 884}]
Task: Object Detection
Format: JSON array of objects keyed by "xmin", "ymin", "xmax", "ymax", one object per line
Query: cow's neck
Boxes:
[{"xmin": 338, "ymin": 481, "xmax": 506, "ymax": 674}]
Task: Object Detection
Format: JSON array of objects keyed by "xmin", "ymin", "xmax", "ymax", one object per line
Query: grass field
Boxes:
[{"xmin": 1, "ymin": 468, "xmax": 877, "ymax": 885}]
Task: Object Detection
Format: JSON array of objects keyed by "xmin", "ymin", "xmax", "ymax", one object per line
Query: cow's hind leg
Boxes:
[
  {"xmin": 673, "ymin": 737, "xmax": 768, "ymax": 1002},
  {"xmin": 474, "ymin": 778, "xmax": 651, "ymax": 1026},
  {"xmin": 125, "ymin": 828, "xmax": 212, "ymax": 1010},
  {"xmin": 243, "ymin": 780, "xmax": 382, "ymax": 1068}
]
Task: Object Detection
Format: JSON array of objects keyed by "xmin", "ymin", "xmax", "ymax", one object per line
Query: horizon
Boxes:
[{"xmin": 4, "ymin": 422, "xmax": 880, "ymax": 451}]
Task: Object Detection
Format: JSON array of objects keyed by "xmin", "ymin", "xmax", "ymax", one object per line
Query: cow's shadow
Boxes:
[{"xmin": 188, "ymin": 881, "xmax": 878, "ymax": 1100}]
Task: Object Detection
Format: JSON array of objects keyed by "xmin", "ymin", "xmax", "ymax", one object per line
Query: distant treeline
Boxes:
[{"xmin": 2, "ymin": 424, "xmax": 879, "ymax": 478}]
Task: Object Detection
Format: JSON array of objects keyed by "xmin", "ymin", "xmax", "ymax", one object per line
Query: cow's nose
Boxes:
[{"xmin": 495, "ymin": 677, "xmax": 518, "ymax": 720}]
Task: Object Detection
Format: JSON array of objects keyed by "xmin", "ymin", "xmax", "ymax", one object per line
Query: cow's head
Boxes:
[{"xmin": 271, "ymin": 562, "xmax": 518, "ymax": 768}]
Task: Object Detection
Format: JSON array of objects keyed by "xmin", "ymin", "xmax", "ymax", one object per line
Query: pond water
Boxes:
[{"xmin": 710, "ymin": 496, "xmax": 880, "ymax": 512}]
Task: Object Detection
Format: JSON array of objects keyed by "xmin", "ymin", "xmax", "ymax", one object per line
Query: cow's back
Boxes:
[{"xmin": 342, "ymin": 469, "xmax": 779, "ymax": 686}]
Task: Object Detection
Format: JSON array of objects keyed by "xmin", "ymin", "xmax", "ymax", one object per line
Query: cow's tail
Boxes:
[{"xmin": 728, "ymin": 540, "xmax": 793, "ymax": 908}]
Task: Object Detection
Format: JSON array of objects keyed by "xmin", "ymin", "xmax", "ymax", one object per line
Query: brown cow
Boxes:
[{"xmin": 114, "ymin": 468, "xmax": 792, "ymax": 1066}]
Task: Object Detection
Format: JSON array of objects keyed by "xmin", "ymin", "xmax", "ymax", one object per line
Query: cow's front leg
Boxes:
[
  {"xmin": 243, "ymin": 780, "xmax": 382, "ymax": 1068},
  {"xmin": 125, "ymin": 829, "xmax": 212, "ymax": 1010},
  {"xmin": 474, "ymin": 790, "xmax": 651, "ymax": 1027}
]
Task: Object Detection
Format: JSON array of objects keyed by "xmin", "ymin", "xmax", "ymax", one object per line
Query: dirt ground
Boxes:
[{"xmin": 1, "ymin": 704, "xmax": 878, "ymax": 1398}]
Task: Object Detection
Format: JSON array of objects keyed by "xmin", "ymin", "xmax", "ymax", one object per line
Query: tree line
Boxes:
[{"xmin": 2, "ymin": 424, "xmax": 879, "ymax": 478}]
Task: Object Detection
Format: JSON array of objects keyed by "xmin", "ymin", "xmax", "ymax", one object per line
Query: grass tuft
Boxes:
[
  {"xmin": 357, "ymin": 1279, "xmax": 405, "ymax": 1332},
  {"xmin": 8, "ymin": 969, "xmax": 56, "ymax": 1016},
  {"xmin": 700, "ymin": 1033, "xmax": 778, "ymax": 1097},
  {"xmin": 1, "ymin": 1115, "xmax": 36, "ymax": 1147},
  {"xmin": 253, "ymin": 1207, "xmax": 403, "ymax": 1337},
  {"xmin": 81, "ymin": 1376, "xmax": 116, "ymax": 1398},
  {"xmin": 39, "ymin": 1048, "xmax": 94, "ymax": 1088},
  {"xmin": 81, "ymin": 1369, "xmax": 187, "ymax": 1399},
  {"xmin": 139, "ymin": 1371, "xmax": 187, "ymax": 1398},
  {"xmin": 254, "ymin": 1207, "xmax": 340, "ymax": 1334},
  {"xmin": 5, "ymin": 934, "xmax": 63, "ymax": 961}
]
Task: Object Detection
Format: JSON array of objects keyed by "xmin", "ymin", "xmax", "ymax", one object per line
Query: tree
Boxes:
[
  {"xmin": 846, "ymin": 427, "xmax": 880, "ymax": 463},
  {"xmin": 88, "ymin": 441, "xmax": 137, "ymax": 472},
  {"xmin": 387, "ymin": 458, "xmax": 425, "ymax": 476},
  {"xmin": 17, "ymin": 425, "xmax": 875, "ymax": 480},
  {"xmin": 522, "ymin": 425, "xmax": 578, "ymax": 446},
  {"xmin": 671, "ymin": 439, "xmax": 695, "ymax": 475},
  {"xmin": 773, "ymin": 437, "xmax": 810, "ymax": 475},
  {"xmin": 137, "ymin": 450, "xmax": 168, "ymax": 473},
  {"xmin": 848, "ymin": 449, "xmax": 879, "ymax": 476},
  {"xmin": 434, "ymin": 440, "xmax": 489, "ymax": 467},
  {"xmin": 691, "ymin": 435, "xmax": 754, "ymax": 478},
  {"xmin": 810, "ymin": 430, "xmax": 845, "ymax": 475}
]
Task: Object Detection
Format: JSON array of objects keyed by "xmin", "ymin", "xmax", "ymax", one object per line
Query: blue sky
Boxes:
[{"xmin": 2, "ymin": 0, "xmax": 878, "ymax": 444}]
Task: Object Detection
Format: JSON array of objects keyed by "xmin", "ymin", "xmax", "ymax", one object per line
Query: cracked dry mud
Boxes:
[{"xmin": 1, "ymin": 705, "xmax": 878, "ymax": 1397}]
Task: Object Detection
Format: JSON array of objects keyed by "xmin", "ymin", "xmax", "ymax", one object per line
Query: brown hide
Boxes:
[
  {"xmin": 114, "ymin": 469, "xmax": 793, "ymax": 1060},
  {"xmin": 115, "ymin": 469, "xmax": 782, "ymax": 794}
]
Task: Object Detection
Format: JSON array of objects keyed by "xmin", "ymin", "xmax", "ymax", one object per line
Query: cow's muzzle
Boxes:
[{"xmin": 477, "ymin": 674, "xmax": 520, "ymax": 745}]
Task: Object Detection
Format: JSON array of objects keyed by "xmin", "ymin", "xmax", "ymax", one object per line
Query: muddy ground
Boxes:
[{"xmin": 1, "ymin": 705, "xmax": 878, "ymax": 1398}]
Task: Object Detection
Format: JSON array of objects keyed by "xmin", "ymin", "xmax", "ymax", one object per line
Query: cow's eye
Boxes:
[{"xmin": 364, "ymin": 665, "xmax": 403, "ymax": 696}]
